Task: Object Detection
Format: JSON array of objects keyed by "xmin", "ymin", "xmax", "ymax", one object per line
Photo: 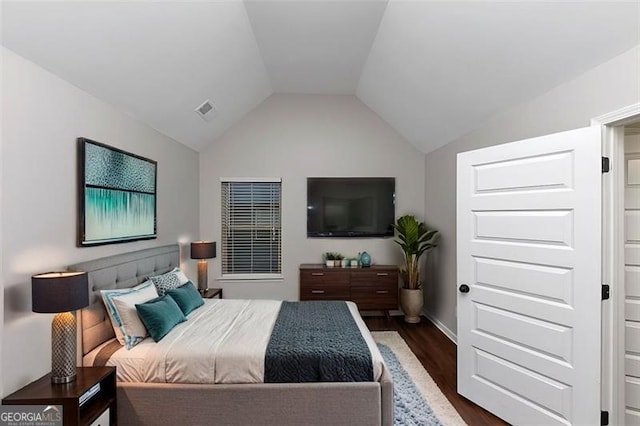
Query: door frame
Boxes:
[{"xmin": 592, "ymin": 102, "xmax": 640, "ymax": 425}]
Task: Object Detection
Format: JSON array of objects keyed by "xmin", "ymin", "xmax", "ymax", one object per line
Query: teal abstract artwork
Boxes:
[{"xmin": 79, "ymin": 138, "xmax": 157, "ymax": 246}]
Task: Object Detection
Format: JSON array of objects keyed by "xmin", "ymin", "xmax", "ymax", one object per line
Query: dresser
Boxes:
[{"xmin": 299, "ymin": 264, "xmax": 399, "ymax": 317}]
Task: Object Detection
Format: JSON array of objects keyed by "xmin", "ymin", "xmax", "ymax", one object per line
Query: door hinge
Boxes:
[
  {"xmin": 602, "ymin": 284, "xmax": 610, "ymax": 300},
  {"xmin": 601, "ymin": 410, "xmax": 609, "ymax": 425},
  {"xmin": 602, "ymin": 157, "xmax": 610, "ymax": 173}
]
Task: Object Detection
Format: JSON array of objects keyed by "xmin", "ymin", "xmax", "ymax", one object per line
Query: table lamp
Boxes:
[
  {"xmin": 191, "ymin": 241, "xmax": 216, "ymax": 294},
  {"xmin": 32, "ymin": 271, "xmax": 89, "ymax": 384}
]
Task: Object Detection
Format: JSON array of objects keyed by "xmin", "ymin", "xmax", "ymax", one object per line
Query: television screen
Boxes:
[{"xmin": 307, "ymin": 177, "xmax": 395, "ymax": 237}]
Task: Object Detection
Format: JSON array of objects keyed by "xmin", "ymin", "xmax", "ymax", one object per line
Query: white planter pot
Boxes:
[{"xmin": 326, "ymin": 260, "xmax": 334, "ymax": 267}]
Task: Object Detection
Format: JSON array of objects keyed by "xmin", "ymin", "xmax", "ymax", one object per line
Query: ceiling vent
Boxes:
[{"xmin": 195, "ymin": 100, "xmax": 217, "ymax": 122}]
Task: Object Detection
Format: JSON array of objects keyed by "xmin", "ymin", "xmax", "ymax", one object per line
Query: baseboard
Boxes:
[
  {"xmin": 360, "ymin": 309, "xmax": 403, "ymax": 317},
  {"xmin": 422, "ymin": 309, "xmax": 457, "ymax": 344}
]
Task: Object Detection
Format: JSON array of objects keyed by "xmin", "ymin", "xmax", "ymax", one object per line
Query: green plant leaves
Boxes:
[{"xmin": 393, "ymin": 214, "xmax": 439, "ymax": 289}]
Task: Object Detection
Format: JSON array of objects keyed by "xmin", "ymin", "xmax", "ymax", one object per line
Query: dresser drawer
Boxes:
[
  {"xmin": 350, "ymin": 271, "xmax": 398, "ymax": 286},
  {"xmin": 300, "ymin": 285, "xmax": 350, "ymax": 301},
  {"xmin": 350, "ymin": 284, "xmax": 398, "ymax": 310},
  {"xmin": 300, "ymin": 271, "xmax": 350, "ymax": 285}
]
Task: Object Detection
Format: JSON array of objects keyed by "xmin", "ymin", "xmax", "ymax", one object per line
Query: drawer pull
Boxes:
[
  {"xmin": 375, "ymin": 290, "xmax": 389, "ymax": 294},
  {"xmin": 376, "ymin": 273, "xmax": 389, "ymax": 276},
  {"xmin": 311, "ymin": 290, "xmax": 326, "ymax": 294},
  {"xmin": 311, "ymin": 273, "xmax": 325, "ymax": 276}
]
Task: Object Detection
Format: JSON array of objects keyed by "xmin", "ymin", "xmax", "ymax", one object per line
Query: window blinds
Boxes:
[{"xmin": 221, "ymin": 180, "xmax": 282, "ymax": 275}]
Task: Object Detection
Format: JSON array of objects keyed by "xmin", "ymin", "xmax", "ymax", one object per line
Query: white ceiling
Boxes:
[
  {"xmin": 246, "ymin": 0, "xmax": 388, "ymax": 94},
  {"xmin": 2, "ymin": 1, "xmax": 639, "ymax": 153}
]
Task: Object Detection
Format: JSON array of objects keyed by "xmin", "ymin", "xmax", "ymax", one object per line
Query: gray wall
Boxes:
[
  {"xmin": 199, "ymin": 94, "xmax": 425, "ymax": 301},
  {"xmin": 1, "ymin": 47, "xmax": 200, "ymax": 396},
  {"xmin": 423, "ymin": 44, "xmax": 640, "ymax": 337}
]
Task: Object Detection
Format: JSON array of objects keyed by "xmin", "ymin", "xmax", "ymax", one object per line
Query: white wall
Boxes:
[
  {"xmin": 423, "ymin": 45, "xmax": 640, "ymax": 337},
  {"xmin": 1, "ymin": 47, "xmax": 200, "ymax": 396},
  {"xmin": 200, "ymin": 94, "xmax": 425, "ymax": 300}
]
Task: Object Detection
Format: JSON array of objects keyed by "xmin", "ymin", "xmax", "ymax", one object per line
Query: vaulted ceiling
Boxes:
[{"xmin": 3, "ymin": 1, "xmax": 639, "ymax": 153}]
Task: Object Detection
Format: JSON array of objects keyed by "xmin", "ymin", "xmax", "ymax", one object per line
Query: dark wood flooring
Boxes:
[{"xmin": 364, "ymin": 315, "xmax": 509, "ymax": 426}]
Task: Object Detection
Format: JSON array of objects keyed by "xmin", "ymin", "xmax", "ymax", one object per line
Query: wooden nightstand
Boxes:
[
  {"xmin": 2, "ymin": 366, "xmax": 116, "ymax": 426},
  {"xmin": 202, "ymin": 287, "xmax": 223, "ymax": 299}
]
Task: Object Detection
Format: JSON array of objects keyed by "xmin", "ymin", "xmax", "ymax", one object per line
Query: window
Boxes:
[{"xmin": 221, "ymin": 178, "xmax": 282, "ymax": 277}]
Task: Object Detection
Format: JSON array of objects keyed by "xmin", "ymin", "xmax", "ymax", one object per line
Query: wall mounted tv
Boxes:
[{"xmin": 307, "ymin": 177, "xmax": 395, "ymax": 238}]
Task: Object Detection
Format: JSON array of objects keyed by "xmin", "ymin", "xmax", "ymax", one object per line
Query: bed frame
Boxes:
[{"xmin": 69, "ymin": 244, "xmax": 393, "ymax": 426}]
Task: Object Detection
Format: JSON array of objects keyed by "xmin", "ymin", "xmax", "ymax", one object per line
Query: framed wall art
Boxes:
[{"xmin": 78, "ymin": 137, "xmax": 157, "ymax": 246}]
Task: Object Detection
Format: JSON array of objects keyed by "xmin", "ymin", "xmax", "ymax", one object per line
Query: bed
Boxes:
[{"xmin": 69, "ymin": 244, "xmax": 393, "ymax": 426}]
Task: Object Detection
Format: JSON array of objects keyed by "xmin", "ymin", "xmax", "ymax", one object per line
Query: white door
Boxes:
[{"xmin": 457, "ymin": 127, "xmax": 602, "ymax": 425}]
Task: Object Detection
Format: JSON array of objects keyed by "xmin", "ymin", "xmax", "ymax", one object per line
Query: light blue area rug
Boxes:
[{"xmin": 372, "ymin": 331, "xmax": 467, "ymax": 426}]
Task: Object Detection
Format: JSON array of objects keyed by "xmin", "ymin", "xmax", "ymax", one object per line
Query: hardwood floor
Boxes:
[{"xmin": 364, "ymin": 315, "xmax": 509, "ymax": 426}]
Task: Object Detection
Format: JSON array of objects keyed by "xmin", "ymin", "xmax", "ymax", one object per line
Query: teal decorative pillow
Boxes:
[
  {"xmin": 166, "ymin": 281, "xmax": 204, "ymax": 316},
  {"xmin": 135, "ymin": 295, "xmax": 187, "ymax": 342},
  {"xmin": 148, "ymin": 270, "xmax": 182, "ymax": 296}
]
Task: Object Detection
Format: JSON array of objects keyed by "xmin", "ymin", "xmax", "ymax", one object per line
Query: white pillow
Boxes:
[
  {"xmin": 171, "ymin": 267, "xmax": 190, "ymax": 285},
  {"xmin": 101, "ymin": 281, "xmax": 159, "ymax": 349}
]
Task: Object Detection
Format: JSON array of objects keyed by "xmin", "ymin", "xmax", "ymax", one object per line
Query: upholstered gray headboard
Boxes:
[{"xmin": 68, "ymin": 244, "xmax": 180, "ymax": 358}]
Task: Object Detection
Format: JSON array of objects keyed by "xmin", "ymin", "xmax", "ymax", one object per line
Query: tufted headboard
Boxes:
[{"xmin": 68, "ymin": 244, "xmax": 180, "ymax": 359}]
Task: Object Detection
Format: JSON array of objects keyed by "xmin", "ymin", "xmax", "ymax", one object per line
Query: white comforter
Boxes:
[{"xmin": 85, "ymin": 299, "xmax": 384, "ymax": 384}]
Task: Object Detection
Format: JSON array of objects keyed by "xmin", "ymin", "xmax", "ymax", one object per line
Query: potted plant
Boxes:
[
  {"xmin": 392, "ymin": 214, "xmax": 439, "ymax": 323},
  {"xmin": 324, "ymin": 252, "xmax": 336, "ymax": 267}
]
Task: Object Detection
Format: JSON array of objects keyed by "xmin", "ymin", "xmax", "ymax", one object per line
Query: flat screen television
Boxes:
[{"xmin": 307, "ymin": 177, "xmax": 395, "ymax": 237}]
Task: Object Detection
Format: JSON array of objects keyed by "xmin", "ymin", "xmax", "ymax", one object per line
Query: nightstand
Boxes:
[
  {"xmin": 202, "ymin": 288, "xmax": 223, "ymax": 299},
  {"xmin": 2, "ymin": 366, "xmax": 116, "ymax": 426}
]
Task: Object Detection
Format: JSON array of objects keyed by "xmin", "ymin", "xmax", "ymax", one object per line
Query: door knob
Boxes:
[{"xmin": 459, "ymin": 284, "xmax": 470, "ymax": 293}]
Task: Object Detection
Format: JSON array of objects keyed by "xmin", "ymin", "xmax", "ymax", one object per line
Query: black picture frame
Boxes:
[{"xmin": 78, "ymin": 137, "xmax": 157, "ymax": 247}]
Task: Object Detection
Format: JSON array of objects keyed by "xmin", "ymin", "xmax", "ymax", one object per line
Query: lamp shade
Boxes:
[
  {"xmin": 191, "ymin": 241, "xmax": 216, "ymax": 259},
  {"xmin": 32, "ymin": 271, "xmax": 89, "ymax": 313}
]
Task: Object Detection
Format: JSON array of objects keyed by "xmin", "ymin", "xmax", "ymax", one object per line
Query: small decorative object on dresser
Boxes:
[
  {"xmin": 392, "ymin": 214, "xmax": 439, "ymax": 323},
  {"xmin": 31, "ymin": 271, "xmax": 89, "ymax": 383},
  {"xmin": 359, "ymin": 251, "xmax": 371, "ymax": 267},
  {"xmin": 2, "ymin": 366, "xmax": 117, "ymax": 426},
  {"xmin": 323, "ymin": 252, "xmax": 337, "ymax": 267},
  {"xmin": 191, "ymin": 241, "xmax": 216, "ymax": 294}
]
